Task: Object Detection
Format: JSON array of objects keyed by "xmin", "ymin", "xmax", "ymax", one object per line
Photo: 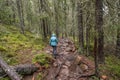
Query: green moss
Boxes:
[
  {"xmin": 0, "ymin": 46, "xmax": 7, "ymax": 52},
  {"xmin": 7, "ymin": 58, "xmax": 18, "ymax": 65},
  {"xmin": 0, "ymin": 24, "xmax": 46, "ymax": 65},
  {"xmin": 32, "ymin": 53, "xmax": 52, "ymax": 66},
  {"xmin": 0, "ymin": 77, "xmax": 11, "ymax": 80},
  {"xmin": 36, "ymin": 73, "xmax": 42, "ymax": 80},
  {"xmin": 99, "ymin": 55, "xmax": 120, "ymax": 80}
]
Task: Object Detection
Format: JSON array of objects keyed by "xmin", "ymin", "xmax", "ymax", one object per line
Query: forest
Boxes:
[{"xmin": 0, "ymin": 0, "xmax": 120, "ymax": 80}]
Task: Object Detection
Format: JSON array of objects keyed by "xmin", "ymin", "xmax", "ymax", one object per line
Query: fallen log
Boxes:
[
  {"xmin": 0, "ymin": 64, "xmax": 39, "ymax": 76},
  {"xmin": 0, "ymin": 56, "xmax": 21, "ymax": 80}
]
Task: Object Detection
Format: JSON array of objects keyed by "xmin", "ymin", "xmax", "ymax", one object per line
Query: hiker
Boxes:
[{"xmin": 49, "ymin": 33, "xmax": 58, "ymax": 58}]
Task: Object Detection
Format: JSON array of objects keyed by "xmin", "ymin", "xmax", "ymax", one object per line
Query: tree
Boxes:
[
  {"xmin": 16, "ymin": 0, "xmax": 25, "ymax": 34},
  {"xmin": 116, "ymin": 0, "xmax": 120, "ymax": 58},
  {"xmin": 95, "ymin": 0, "xmax": 105, "ymax": 64},
  {"xmin": 54, "ymin": 0, "xmax": 59, "ymax": 37},
  {"xmin": 77, "ymin": 1, "xmax": 84, "ymax": 53}
]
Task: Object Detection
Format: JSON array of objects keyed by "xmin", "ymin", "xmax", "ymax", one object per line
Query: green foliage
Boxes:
[
  {"xmin": 0, "ymin": 77, "xmax": 10, "ymax": 80},
  {"xmin": 6, "ymin": 57, "xmax": 18, "ymax": 65},
  {"xmin": 0, "ymin": 0, "xmax": 14, "ymax": 24},
  {"xmin": 36, "ymin": 73, "xmax": 43, "ymax": 80},
  {"xmin": 100, "ymin": 55, "xmax": 120, "ymax": 80},
  {"xmin": 0, "ymin": 46, "xmax": 7, "ymax": 52},
  {"xmin": 106, "ymin": 55, "xmax": 120, "ymax": 79},
  {"xmin": 84, "ymin": 43, "xmax": 94, "ymax": 52},
  {"xmin": 32, "ymin": 53, "xmax": 52, "ymax": 67}
]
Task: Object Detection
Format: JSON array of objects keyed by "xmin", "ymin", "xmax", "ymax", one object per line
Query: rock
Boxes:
[
  {"xmin": 80, "ymin": 64, "xmax": 89, "ymax": 72},
  {"xmin": 101, "ymin": 75, "xmax": 108, "ymax": 80},
  {"xmin": 45, "ymin": 50, "xmax": 51, "ymax": 54},
  {"xmin": 60, "ymin": 68, "xmax": 69, "ymax": 76},
  {"xmin": 53, "ymin": 62, "xmax": 58, "ymax": 67},
  {"xmin": 62, "ymin": 65, "xmax": 68, "ymax": 69},
  {"xmin": 66, "ymin": 47, "xmax": 72, "ymax": 52},
  {"xmin": 65, "ymin": 61, "xmax": 71, "ymax": 67},
  {"xmin": 75, "ymin": 56, "xmax": 82, "ymax": 65},
  {"xmin": 63, "ymin": 43, "xmax": 68, "ymax": 47},
  {"xmin": 64, "ymin": 52, "xmax": 69, "ymax": 55},
  {"xmin": 72, "ymin": 47, "xmax": 76, "ymax": 52},
  {"xmin": 69, "ymin": 78, "xmax": 76, "ymax": 80}
]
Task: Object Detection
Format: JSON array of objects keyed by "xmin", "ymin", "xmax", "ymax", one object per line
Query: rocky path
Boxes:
[{"xmin": 44, "ymin": 38, "xmax": 95, "ymax": 80}]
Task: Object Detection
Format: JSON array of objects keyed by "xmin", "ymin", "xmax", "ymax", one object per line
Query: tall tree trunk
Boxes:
[
  {"xmin": 64, "ymin": 0, "xmax": 67, "ymax": 37},
  {"xmin": 38, "ymin": 0, "xmax": 47, "ymax": 39},
  {"xmin": 116, "ymin": 0, "xmax": 120, "ymax": 58},
  {"xmin": 95, "ymin": 0, "xmax": 104, "ymax": 64},
  {"xmin": 94, "ymin": 37, "xmax": 99, "ymax": 78},
  {"xmin": 16, "ymin": 0, "xmax": 25, "ymax": 34},
  {"xmin": 86, "ymin": 23, "xmax": 90, "ymax": 56},
  {"xmin": 71, "ymin": 0, "xmax": 75, "ymax": 41},
  {"xmin": 20, "ymin": 0, "xmax": 25, "ymax": 27},
  {"xmin": 42, "ymin": 18, "xmax": 47, "ymax": 39},
  {"xmin": 11, "ymin": 0, "xmax": 16, "ymax": 24},
  {"xmin": 54, "ymin": 0, "xmax": 59, "ymax": 37},
  {"xmin": 77, "ymin": 1, "xmax": 84, "ymax": 53}
]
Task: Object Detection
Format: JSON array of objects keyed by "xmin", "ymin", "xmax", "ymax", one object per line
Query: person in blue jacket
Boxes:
[{"xmin": 49, "ymin": 33, "xmax": 58, "ymax": 58}]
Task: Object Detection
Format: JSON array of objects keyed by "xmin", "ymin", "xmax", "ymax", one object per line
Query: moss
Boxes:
[
  {"xmin": 0, "ymin": 46, "xmax": 7, "ymax": 52},
  {"xmin": 99, "ymin": 55, "xmax": 120, "ymax": 80},
  {"xmin": 8, "ymin": 59, "xmax": 18, "ymax": 65},
  {"xmin": 0, "ymin": 77, "xmax": 11, "ymax": 80},
  {"xmin": 32, "ymin": 53, "xmax": 52, "ymax": 66},
  {"xmin": 0, "ymin": 24, "xmax": 46, "ymax": 65},
  {"xmin": 36, "ymin": 73, "xmax": 43, "ymax": 80}
]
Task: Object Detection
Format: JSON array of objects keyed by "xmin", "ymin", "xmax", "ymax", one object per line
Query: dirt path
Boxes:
[{"xmin": 44, "ymin": 38, "xmax": 95, "ymax": 80}]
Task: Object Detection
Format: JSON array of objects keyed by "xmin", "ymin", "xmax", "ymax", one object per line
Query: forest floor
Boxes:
[
  {"xmin": 23, "ymin": 38, "xmax": 95, "ymax": 80},
  {"xmin": 0, "ymin": 25, "xmax": 120, "ymax": 80}
]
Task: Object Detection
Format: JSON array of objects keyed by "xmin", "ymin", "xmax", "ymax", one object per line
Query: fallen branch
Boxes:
[
  {"xmin": 0, "ymin": 56, "xmax": 21, "ymax": 80},
  {"xmin": 0, "ymin": 64, "xmax": 39, "ymax": 76}
]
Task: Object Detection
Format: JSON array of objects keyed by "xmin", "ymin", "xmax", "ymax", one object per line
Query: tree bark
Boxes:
[
  {"xmin": 94, "ymin": 37, "xmax": 99, "ymax": 78},
  {"xmin": 0, "ymin": 64, "xmax": 39, "ymax": 77},
  {"xmin": 116, "ymin": 29, "xmax": 120, "ymax": 58},
  {"xmin": 77, "ymin": 1, "xmax": 84, "ymax": 53},
  {"xmin": 16, "ymin": 0, "xmax": 25, "ymax": 34},
  {"xmin": 54, "ymin": 0, "xmax": 59, "ymax": 37},
  {"xmin": 95, "ymin": 0, "xmax": 104, "ymax": 64},
  {"xmin": 86, "ymin": 10, "xmax": 91, "ymax": 56},
  {"xmin": 0, "ymin": 56, "xmax": 21, "ymax": 80},
  {"xmin": 116, "ymin": 0, "xmax": 120, "ymax": 58}
]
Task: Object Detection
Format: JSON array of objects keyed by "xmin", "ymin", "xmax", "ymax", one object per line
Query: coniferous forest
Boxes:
[{"xmin": 0, "ymin": 0, "xmax": 120, "ymax": 80}]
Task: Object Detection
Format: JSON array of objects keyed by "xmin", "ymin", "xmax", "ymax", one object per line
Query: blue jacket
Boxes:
[{"xmin": 50, "ymin": 34, "xmax": 58, "ymax": 46}]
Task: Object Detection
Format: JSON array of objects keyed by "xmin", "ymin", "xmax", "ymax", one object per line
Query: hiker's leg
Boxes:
[{"xmin": 53, "ymin": 46, "xmax": 56, "ymax": 56}]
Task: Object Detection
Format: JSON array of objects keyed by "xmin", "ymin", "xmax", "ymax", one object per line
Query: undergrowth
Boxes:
[
  {"xmin": 0, "ymin": 24, "xmax": 46, "ymax": 65},
  {"xmin": 32, "ymin": 53, "xmax": 53, "ymax": 68},
  {"xmin": 99, "ymin": 55, "xmax": 120, "ymax": 80},
  {"xmin": 0, "ymin": 24, "xmax": 47, "ymax": 80}
]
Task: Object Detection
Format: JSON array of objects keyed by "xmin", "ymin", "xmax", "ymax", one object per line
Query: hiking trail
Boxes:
[{"xmin": 43, "ymin": 38, "xmax": 95, "ymax": 80}]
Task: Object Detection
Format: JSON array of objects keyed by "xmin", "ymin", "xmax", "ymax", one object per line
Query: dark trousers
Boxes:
[{"xmin": 52, "ymin": 46, "xmax": 57, "ymax": 56}]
